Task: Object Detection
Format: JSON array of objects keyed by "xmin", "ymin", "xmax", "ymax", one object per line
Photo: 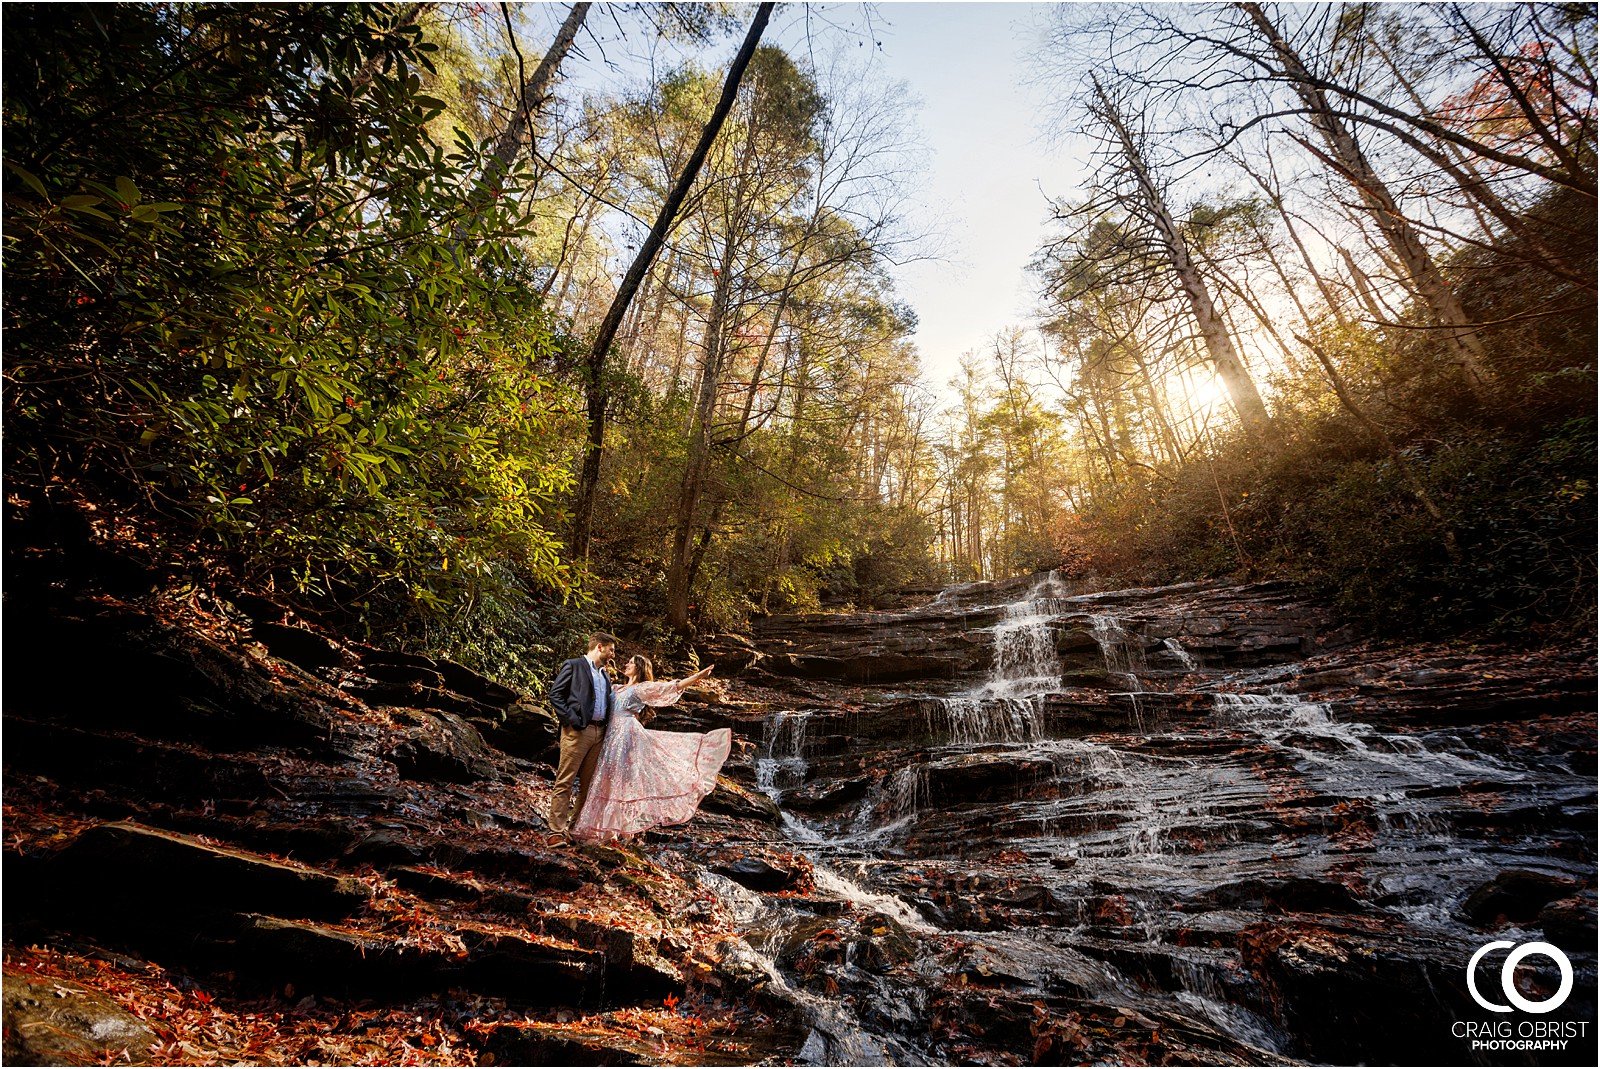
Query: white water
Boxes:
[
  {"xmin": 1090, "ymin": 613, "xmax": 1146, "ymax": 689},
  {"xmin": 1163, "ymin": 637, "xmax": 1201, "ymax": 671},
  {"xmin": 756, "ymin": 710, "xmax": 811, "ymax": 800},
  {"xmin": 1210, "ymin": 691, "xmax": 1516, "ymax": 783},
  {"xmin": 812, "ymin": 863, "xmax": 937, "ymax": 935},
  {"xmin": 847, "ymin": 764, "xmax": 925, "ymax": 842},
  {"xmin": 922, "ymin": 572, "xmax": 1067, "ymax": 747},
  {"xmin": 696, "ymin": 871, "xmax": 910, "ymax": 1066},
  {"xmin": 735, "ymin": 576, "xmax": 1588, "ymax": 1065}
]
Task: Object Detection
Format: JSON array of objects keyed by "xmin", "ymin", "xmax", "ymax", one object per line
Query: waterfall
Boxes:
[
  {"xmin": 696, "ymin": 871, "xmax": 913, "ymax": 1066},
  {"xmin": 1090, "ymin": 613, "xmax": 1146, "ymax": 688},
  {"xmin": 1212, "ymin": 691, "xmax": 1333, "ymax": 729},
  {"xmin": 849, "ymin": 764, "xmax": 925, "ymax": 841},
  {"xmin": 1212, "ymin": 691, "xmax": 1515, "ymax": 780},
  {"xmin": 922, "ymin": 572, "xmax": 1065, "ymax": 746},
  {"xmin": 755, "ymin": 711, "xmax": 828, "ymax": 844},
  {"xmin": 925, "ymin": 695, "xmax": 1040, "ymax": 745},
  {"xmin": 756, "ymin": 710, "xmax": 811, "ymax": 801},
  {"xmin": 1163, "ymin": 637, "xmax": 1200, "ymax": 671},
  {"xmin": 733, "ymin": 572, "xmax": 1590, "ymax": 1067}
]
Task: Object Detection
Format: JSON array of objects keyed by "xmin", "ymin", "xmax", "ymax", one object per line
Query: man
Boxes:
[{"xmin": 546, "ymin": 632, "xmax": 619, "ymax": 840}]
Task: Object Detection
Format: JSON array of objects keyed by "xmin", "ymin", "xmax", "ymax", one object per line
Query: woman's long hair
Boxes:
[{"xmin": 626, "ymin": 654, "xmax": 654, "ymax": 682}]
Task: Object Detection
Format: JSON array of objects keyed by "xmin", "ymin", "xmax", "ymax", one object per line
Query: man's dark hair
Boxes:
[{"xmin": 587, "ymin": 632, "xmax": 619, "ymax": 651}]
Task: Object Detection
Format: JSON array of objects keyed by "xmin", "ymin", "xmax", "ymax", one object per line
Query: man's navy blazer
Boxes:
[{"xmin": 548, "ymin": 656, "xmax": 617, "ymax": 730}]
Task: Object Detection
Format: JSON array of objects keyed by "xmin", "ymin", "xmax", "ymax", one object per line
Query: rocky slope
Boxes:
[
  {"xmin": 2, "ymin": 504, "xmax": 802, "ymax": 1066},
  {"xmin": 4, "ymin": 504, "xmax": 1596, "ymax": 1066},
  {"xmin": 712, "ymin": 572, "xmax": 1597, "ymax": 1066}
]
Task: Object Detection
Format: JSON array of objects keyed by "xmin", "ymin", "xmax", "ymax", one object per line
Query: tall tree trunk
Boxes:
[
  {"xmin": 568, "ymin": 3, "xmax": 774, "ymax": 562},
  {"xmin": 1129, "ymin": 347, "xmax": 1183, "ymax": 464},
  {"xmin": 550, "ymin": 194, "xmax": 602, "ymax": 311},
  {"xmin": 1239, "ymin": 2, "xmax": 1494, "ymax": 399},
  {"xmin": 1338, "ymin": 245, "xmax": 1405, "ymax": 341},
  {"xmin": 668, "ymin": 296, "xmax": 691, "ymax": 394},
  {"xmin": 666, "ymin": 242, "xmax": 740, "ymax": 633},
  {"xmin": 1091, "ymin": 77, "xmax": 1275, "ymax": 439},
  {"xmin": 487, "ymin": 3, "xmax": 591, "ymax": 182}
]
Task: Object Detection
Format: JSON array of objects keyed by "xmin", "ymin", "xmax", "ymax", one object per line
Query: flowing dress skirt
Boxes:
[{"xmin": 572, "ymin": 682, "xmax": 731, "ymax": 840}]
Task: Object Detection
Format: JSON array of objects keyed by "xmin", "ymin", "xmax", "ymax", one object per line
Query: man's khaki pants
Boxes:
[{"xmin": 548, "ymin": 722, "xmax": 605, "ymax": 833}]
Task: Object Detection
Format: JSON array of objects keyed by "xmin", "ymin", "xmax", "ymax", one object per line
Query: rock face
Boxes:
[
  {"xmin": 50, "ymin": 821, "xmax": 369, "ymax": 921},
  {"xmin": 2, "ymin": 974, "xmax": 158, "ymax": 1066},
  {"xmin": 721, "ymin": 571, "xmax": 1599, "ymax": 1066},
  {"xmin": 5, "ymin": 512, "xmax": 1595, "ymax": 1067},
  {"xmin": 752, "ymin": 577, "xmax": 1350, "ymax": 689},
  {"xmin": 1, "ymin": 525, "xmax": 803, "ymax": 1065}
]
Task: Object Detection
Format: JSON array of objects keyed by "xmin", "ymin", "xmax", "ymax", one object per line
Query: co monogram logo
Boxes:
[{"xmin": 1468, "ymin": 941, "xmax": 1574, "ymax": 1014}]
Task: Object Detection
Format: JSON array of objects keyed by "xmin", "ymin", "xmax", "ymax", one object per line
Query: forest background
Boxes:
[{"xmin": 4, "ymin": 1, "xmax": 1594, "ymax": 694}]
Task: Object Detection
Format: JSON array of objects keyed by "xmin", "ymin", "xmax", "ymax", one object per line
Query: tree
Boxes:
[
  {"xmin": 569, "ymin": 2, "xmax": 774, "ymax": 562},
  {"xmin": 3, "ymin": 2, "xmax": 579, "ymax": 630},
  {"xmin": 1237, "ymin": 2, "xmax": 1496, "ymax": 399}
]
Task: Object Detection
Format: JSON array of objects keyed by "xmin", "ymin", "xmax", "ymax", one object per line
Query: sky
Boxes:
[
  {"xmin": 539, "ymin": 1, "xmax": 1089, "ymax": 396},
  {"xmin": 841, "ymin": 2, "xmax": 1083, "ymax": 391}
]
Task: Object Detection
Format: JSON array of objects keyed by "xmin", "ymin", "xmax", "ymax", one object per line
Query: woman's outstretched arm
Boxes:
[{"xmin": 633, "ymin": 666, "xmax": 713, "ymax": 708}]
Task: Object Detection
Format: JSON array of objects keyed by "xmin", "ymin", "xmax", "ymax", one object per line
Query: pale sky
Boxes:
[
  {"xmin": 852, "ymin": 2, "xmax": 1081, "ymax": 390},
  {"xmin": 538, "ymin": 0, "xmax": 1085, "ymax": 394}
]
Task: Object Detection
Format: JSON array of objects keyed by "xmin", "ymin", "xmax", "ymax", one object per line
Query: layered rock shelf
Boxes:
[
  {"xmin": 4, "ymin": 550, "xmax": 1596, "ymax": 1065},
  {"xmin": 719, "ymin": 572, "xmax": 1598, "ymax": 1066}
]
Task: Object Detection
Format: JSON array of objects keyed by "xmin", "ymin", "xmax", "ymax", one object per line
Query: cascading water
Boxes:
[
  {"xmin": 754, "ymin": 710, "xmax": 829, "ymax": 844},
  {"xmin": 921, "ymin": 572, "xmax": 1067, "ymax": 747},
  {"xmin": 1089, "ymin": 613, "xmax": 1146, "ymax": 689},
  {"xmin": 695, "ymin": 870, "xmax": 920, "ymax": 1066},
  {"xmin": 736, "ymin": 573, "xmax": 1596, "ymax": 1065},
  {"xmin": 1162, "ymin": 636, "xmax": 1200, "ymax": 671},
  {"xmin": 756, "ymin": 710, "xmax": 811, "ymax": 800},
  {"xmin": 848, "ymin": 764, "xmax": 924, "ymax": 841}
]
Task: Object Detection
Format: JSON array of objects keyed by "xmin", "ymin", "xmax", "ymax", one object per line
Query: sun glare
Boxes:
[{"xmin": 1183, "ymin": 375, "xmax": 1229, "ymax": 416}]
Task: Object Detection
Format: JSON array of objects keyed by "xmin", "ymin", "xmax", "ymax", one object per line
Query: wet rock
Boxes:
[
  {"xmin": 432, "ymin": 658, "xmax": 522, "ymax": 707},
  {"xmin": 700, "ymin": 777, "xmax": 781, "ymax": 823},
  {"xmin": 754, "ymin": 607, "xmax": 994, "ymax": 684},
  {"xmin": 50, "ymin": 821, "xmax": 369, "ymax": 923},
  {"xmin": 781, "ymin": 777, "xmax": 866, "ymax": 812},
  {"xmin": 1463, "ymin": 869, "xmax": 1581, "ymax": 927},
  {"xmin": 431, "ymin": 840, "xmax": 594, "ymax": 890},
  {"xmin": 389, "ymin": 710, "xmax": 503, "ymax": 783},
  {"xmin": 921, "ymin": 752, "xmax": 1058, "ymax": 801},
  {"xmin": 771, "ymin": 915, "xmax": 849, "ymax": 970},
  {"xmin": 235, "ymin": 915, "xmax": 605, "ymax": 1005},
  {"xmin": 1537, "ymin": 893, "xmax": 1599, "ymax": 946},
  {"xmin": 2, "ymin": 974, "xmax": 157, "ymax": 1066},
  {"xmin": 781, "ymin": 895, "xmax": 851, "ymax": 917},
  {"xmin": 345, "ymin": 825, "xmax": 430, "ymax": 866},
  {"xmin": 1197, "ymin": 876, "xmax": 1367, "ymax": 915},
  {"xmin": 714, "ymin": 855, "xmax": 802, "ymax": 892},
  {"xmin": 535, "ymin": 913, "xmax": 638, "ymax": 971},
  {"xmin": 474, "ymin": 699, "xmax": 560, "ymax": 763},
  {"xmin": 700, "ymin": 632, "xmax": 763, "ymax": 675},
  {"xmin": 849, "ymin": 912, "xmax": 916, "ymax": 973}
]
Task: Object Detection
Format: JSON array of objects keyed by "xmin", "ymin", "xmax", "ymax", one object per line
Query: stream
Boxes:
[{"xmin": 707, "ymin": 572, "xmax": 1597, "ymax": 1065}]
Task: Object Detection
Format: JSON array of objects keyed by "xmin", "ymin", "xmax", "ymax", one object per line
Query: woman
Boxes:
[{"xmin": 571, "ymin": 656, "xmax": 730, "ymax": 841}]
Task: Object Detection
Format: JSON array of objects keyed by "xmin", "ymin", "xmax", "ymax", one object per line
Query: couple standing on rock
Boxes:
[{"xmin": 545, "ymin": 632, "xmax": 732, "ymax": 843}]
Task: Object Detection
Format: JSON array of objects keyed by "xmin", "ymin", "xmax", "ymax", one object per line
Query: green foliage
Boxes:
[
  {"xmin": 3, "ymin": 3, "xmax": 582, "ymax": 631},
  {"xmin": 1059, "ymin": 378, "xmax": 1596, "ymax": 640}
]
